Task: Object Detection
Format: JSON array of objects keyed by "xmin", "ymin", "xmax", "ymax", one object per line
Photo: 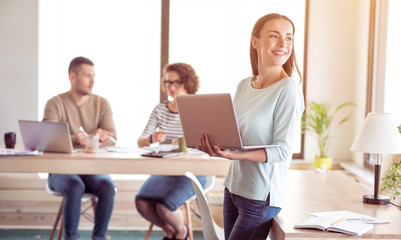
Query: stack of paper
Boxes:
[{"xmin": 0, "ymin": 149, "xmax": 41, "ymax": 156}]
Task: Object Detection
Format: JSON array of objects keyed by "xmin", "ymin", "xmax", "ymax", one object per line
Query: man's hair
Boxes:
[{"xmin": 68, "ymin": 56, "xmax": 94, "ymax": 74}]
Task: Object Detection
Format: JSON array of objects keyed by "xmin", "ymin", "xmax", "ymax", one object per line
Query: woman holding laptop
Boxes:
[
  {"xmin": 136, "ymin": 62, "xmax": 206, "ymax": 240},
  {"xmin": 199, "ymin": 13, "xmax": 305, "ymax": 239}
]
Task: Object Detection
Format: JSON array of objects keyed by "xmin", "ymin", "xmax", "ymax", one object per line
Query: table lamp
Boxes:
[{"xmin": 350, "ymin": 113, "xmax": 401, "ymax": 204}]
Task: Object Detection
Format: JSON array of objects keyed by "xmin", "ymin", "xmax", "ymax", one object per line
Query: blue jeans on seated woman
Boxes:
[
  {"xmin": 48, "ymin": 174, "xmax": 115, "ymax": 240},
  {"xmin": 223, "ymin": 188, "xmax": 281, "ymax": 240}
]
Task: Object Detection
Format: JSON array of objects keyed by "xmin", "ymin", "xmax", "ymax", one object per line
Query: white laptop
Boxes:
[
  {"xmin": 18, "ymin": 120, "xmax": 74, "ymax": 153},
  {"xmin": 175, "ymin": 93, "xmax": 278, "ymax": 150}
]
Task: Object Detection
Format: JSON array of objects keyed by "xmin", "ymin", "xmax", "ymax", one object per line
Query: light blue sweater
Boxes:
[{"xmin": 223, "ymin": 76, "xmax": 304, "ymax": 208}]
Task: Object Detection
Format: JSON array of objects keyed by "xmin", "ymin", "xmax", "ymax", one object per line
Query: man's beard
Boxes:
[{"xmin": 76, "ymin": 88, "xmax": 91, "ymax": 96}]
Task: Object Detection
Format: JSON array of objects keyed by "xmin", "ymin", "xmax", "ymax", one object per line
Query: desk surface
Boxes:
[
  {"xmin": 0, "ymin": 151, "xmax": 230, "ymax": 177},
  {"xmin": 270, "ymin": 170, "xmax": 401, "ymax": 239}
]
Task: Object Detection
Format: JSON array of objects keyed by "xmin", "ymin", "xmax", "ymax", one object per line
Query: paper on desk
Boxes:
[
  {"xmin": 311, "ymin": 210, "xmax": 388, "ymax": 224},
  {"xmin": 143, "ymin": 144, "xmax": 178, "ymax": 152},
  {"xmin": 106, "ymin": 144, "xmax": 205, "ymax": 154},
  {"xmin": 104, "ymin": 146, "xmax": 150, "ymax": 154},
  {"xmin": 144, "ymin": 144, "xmax": 206, "ymax": 154},
  {"xmin": 105, "ymin": 144, "xmax": 178, "ymax": 154},
  {"xmin": 187, "ymin": 148, "xmax": 206, "ymax": 154},
  {"xmin": 0, "ymin": 149, "xmax": 41, "ymax": 156}
]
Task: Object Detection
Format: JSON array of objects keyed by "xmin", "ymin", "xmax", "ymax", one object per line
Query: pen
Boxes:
[
  {"xmin": 110, "ymin": 137, "xmax": 118, "ymax": 146},
  {"xmin": 331, "ymin": 217, "xmax": 346, "ymax": 225},
  {"xmin": 79, "ymin": 126, "xmax": 88, "ymax": 136}
]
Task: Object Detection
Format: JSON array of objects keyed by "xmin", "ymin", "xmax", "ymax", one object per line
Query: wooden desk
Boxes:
[
  {"xmin": 270, "ymin": 170, "xmax": 401, "ymax": 239},
  {"xmin": 0, "ymin": 151, "xmax": 230, "ymax": 177}
]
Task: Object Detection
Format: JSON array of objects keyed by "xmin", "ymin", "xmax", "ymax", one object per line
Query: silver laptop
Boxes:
[
  {"xmin": 175, "ymin": 93, "xmax": 278, "ymax": 150},
  {"xmin": 18, "ymin": 120, "xmax": 74, "ymax": 153}
]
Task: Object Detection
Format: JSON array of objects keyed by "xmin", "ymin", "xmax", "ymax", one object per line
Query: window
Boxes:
[
  {"xmin": 366, "ymin": 0, "xmax": 401, "ymax": 167},
  {"xmin": 383, "ymin": 0, "xmax": 401, "ymax": 123},
  {"xmin": 39, "ymin": 0, "xmax": 161, "ymax": 146}
]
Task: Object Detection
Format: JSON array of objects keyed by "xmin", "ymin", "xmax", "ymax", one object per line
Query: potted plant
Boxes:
[
  {"xmin": 301, "ymin": 101, "xmax": 355, "ymax": 170},
  {"xmin": 381, "ymin": 124, "xmax": 401, "ymax": 202}
]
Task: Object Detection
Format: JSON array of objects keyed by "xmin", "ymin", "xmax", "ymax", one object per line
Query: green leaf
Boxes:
[{"xmin": 302, "ymin": 101, "xmax": 356, "ymax": 158}]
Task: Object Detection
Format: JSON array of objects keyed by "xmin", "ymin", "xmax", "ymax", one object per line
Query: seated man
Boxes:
[{"xmin": 43, "ymin": 56, "xmax": 117, "ymax": 240}]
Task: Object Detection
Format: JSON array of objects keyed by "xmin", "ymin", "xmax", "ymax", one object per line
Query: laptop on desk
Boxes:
[
  {"xmin": 18, "ymin": 120, "xmax": 74, "ymax": 153},
  {"xmin": 175, "ymin": 93, "xmax": 278, "ymax": 150}
]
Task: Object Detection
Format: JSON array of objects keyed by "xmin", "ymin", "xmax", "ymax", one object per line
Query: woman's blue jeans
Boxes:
[
  {"xmin": 48, "ymin": 174, "xmax": 115, "ymax": 240},
  {"xmin": 223, "ymin": 188, "xmax": 281, "ymax": 240}
]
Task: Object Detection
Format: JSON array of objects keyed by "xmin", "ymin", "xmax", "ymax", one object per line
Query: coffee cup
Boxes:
[
  {"xmin": 4, "ymin": 132, "xmax": 16, "ymax": 149},
  {"xmin": 178, "ymin": 136, "xmax": 188, "ymax": 153}
]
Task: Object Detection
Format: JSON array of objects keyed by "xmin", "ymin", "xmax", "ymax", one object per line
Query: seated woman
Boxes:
[{"xmin": 136, "ymin": 62, "xmax": 206, "ymax": 240}]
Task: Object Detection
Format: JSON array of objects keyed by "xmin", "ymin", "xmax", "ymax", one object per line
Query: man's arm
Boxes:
[
  {"xmin": 43, "ymin": 96, "xmax": 86, "ymax": 146},
  {"xmin": 42, "ymin": 99, "xmax": 61, "ymax": 122},
  {"xmin": 97, "ymin": 98, "xmax": 117, "ymax": 146}
]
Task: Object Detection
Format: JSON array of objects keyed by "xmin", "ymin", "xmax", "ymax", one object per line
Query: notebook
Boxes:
[
  {"xmin": 175, "ymin": 93, "xmax": 278, "ymax": 150},
  {"xmin": 294, "ymin": 215, "xmax": 374, "ymax": 236},
  {"xmin": 293, "ymin": 210, "xmax": 387, "ymax": 236},
  {"xmin": 18, "ymin": 120, "xmax": 74, "ymax": 153}
]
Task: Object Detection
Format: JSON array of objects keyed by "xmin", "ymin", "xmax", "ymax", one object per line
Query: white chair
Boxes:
[
  {"xmin": 185, "ymin": 172, "xmax": 224, "ymax": 240},
  {"xmin": 145, "ymin": 175, "xmax": 216, "ymax": 240},
  {"xmin": 46, "ymin": 182, "xmax": 100, "ymax": 240}
]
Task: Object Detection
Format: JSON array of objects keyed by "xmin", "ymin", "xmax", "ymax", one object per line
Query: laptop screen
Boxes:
[{"xmin": 18, "ymin": 120, "xmax": 74, "ymax": 153}]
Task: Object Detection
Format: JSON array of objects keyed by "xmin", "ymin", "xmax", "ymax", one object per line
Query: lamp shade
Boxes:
[{"xmin": 350, "ymin": 113, "xmax": 401, "ymax": 154}]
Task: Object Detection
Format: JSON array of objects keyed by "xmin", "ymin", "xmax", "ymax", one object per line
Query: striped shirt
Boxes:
[{"xmin": 139, "ymin": 101, "xmax": 183, "ymax": 143}]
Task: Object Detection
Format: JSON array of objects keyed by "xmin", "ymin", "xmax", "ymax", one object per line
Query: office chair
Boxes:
[
  {"xmin": 185, "ymin": 172, "xmax": 224, "ymax": 240},
  {"xmin": 145, "ymin": 175, "xmax": 216, "ymax": 240},
  {"xmin": 46, "ymin": 182, "xmax": 104, "ymax": 240}
]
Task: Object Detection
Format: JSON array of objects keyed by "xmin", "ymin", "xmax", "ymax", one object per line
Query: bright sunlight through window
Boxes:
[{"xmin": 39, "ymin": 0, "xmax": 161, "ymax": 147}]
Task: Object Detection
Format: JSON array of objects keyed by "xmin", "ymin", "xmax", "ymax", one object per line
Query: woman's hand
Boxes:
[
  {"xmin": 138, "ymin": 129, "xmax": 166, "ymax": 147},
  {"xmin": 152, "ymin": 130, "xmax": 166, "ymax": 143},
  {"xmin": 198, "ymin": 132, "xmax": 233, "ymax": 159},
  {"xmin": 198, "ymin": 132, "xmax": 268, "ymax": 162}
]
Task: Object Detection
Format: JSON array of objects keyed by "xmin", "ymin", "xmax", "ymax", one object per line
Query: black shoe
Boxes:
[
  {"xmin": 173, "ymin": 224, "xmax": 189, "ymax": 240},
  {"xmin": 173, "ymin": 235, "xmax": 188, "ymax": 240}
]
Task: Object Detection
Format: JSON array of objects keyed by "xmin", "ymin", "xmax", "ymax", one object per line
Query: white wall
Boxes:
[
  {"xmin": 0, "ymin": 0, "xmax": 371, "ymax": 166},
  {"xmin": 304, "ymin": 0, "xmax": 370, "ymax": 164},
  {"xmin": 0, "ymin": 0, "xmax": 38, "ymax": 147}
]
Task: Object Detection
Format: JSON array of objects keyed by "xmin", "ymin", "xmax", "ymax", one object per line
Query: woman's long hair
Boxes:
[{"xmin": 250, "ymin": 13, "xmax": 302, "ymax": 80}]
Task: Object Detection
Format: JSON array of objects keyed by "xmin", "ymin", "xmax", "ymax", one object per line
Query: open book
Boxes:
[
  {"xmin": 294, "ymin": 215, "xmax": 373, "ymax": 236},
  {"xmin": 294, "ymin": 210, "xmax": 389, "ymax": 236}
]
